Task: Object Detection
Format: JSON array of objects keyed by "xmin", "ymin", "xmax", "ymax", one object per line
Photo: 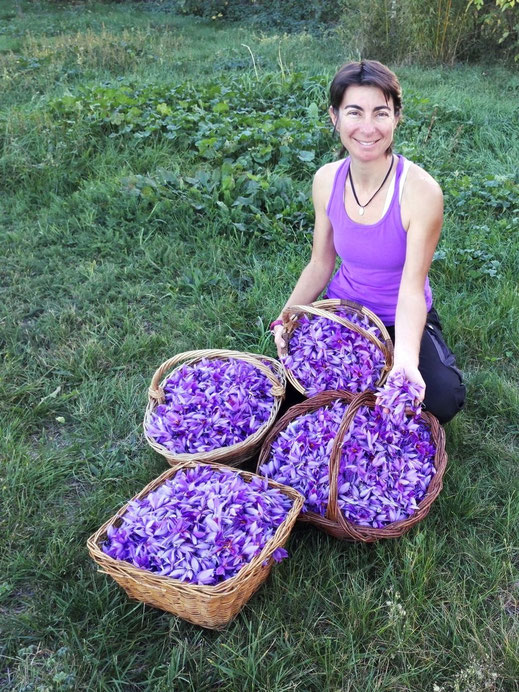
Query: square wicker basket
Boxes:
[{"xmin": 87, "ymin": 460, "xmax": 303, "ymax": 629}]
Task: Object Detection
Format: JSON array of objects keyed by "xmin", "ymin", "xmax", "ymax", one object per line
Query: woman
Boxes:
[{"xmin": 271, "ymin": 60, "xmax": 465, "ymax": 424}]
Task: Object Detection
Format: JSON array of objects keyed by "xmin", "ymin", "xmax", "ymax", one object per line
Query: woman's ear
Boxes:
[{"xmin": 329, "ymin": 105, "xmax": 338, "ymax": 129}]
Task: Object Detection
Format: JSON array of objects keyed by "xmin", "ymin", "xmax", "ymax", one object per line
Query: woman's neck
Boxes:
[{"xmin": 349, "ymin": 153, "xmax": 395, "ymax": 187}]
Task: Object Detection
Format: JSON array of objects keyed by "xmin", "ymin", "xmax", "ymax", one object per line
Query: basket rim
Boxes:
[
  {"xmin": 257, "ymin": 390, "xmax": 447, "ymax": 541},
  {"xmin": 143, "ymin": 349, "xmax": 286, "ymax": 465},
  {"xmin": 279, "ymin": 299, "xmax": 394, "ymax": 396},
  {"xmin": 87, "ymin": 459, "xmax": 305, "ymax": 595}
]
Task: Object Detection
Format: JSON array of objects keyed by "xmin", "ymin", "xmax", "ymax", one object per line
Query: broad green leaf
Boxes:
[
  {"xmin": 297, "ymin": 150, "xmax": 315, "ymax": 162},
  {"xmin": 213, "ymin": 101, "xmax": 230, "ymax": 113}
]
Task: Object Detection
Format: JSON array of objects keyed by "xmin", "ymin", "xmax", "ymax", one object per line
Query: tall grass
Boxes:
[
  {"xmin": 164, "ymin": 0, "xmax": 519, "ymax": 64},
  {"xmin": 334, "ymin": 0, "xmax": 476, "ymax": 64},
  {"xmin": 1, "ymin": 1, "xmax": 518, "ymax": 690}
]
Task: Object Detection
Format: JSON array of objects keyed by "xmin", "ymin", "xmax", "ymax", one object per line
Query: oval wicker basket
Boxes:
[
  {"xmin": 257, "ymin": 390, "xmax": 447, "ymax": 542},
  {"xmin": 144, "ymin": 349, "xmax": 286, "ymax": 467},
  {"xmin": 280, "ymin": 298, "xmax": 394, "ymax": 397},
  {"xmin": 87, "ymin": 460, "xmax": 304, "ymax": 630}
]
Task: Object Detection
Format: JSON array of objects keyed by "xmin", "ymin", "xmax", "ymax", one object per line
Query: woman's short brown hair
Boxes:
[{"xmin": 329, "ymin": 59, "xmax": 402, "ymax": 116}]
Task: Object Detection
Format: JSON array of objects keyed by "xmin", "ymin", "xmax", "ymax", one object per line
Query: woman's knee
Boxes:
[
  {"xmin": 424, "ymin": 377, "xmax": 466, "ymax": 424},
  {"xmin": 419, "ymin": 309, "xmax": 466, "ymax": 424}
]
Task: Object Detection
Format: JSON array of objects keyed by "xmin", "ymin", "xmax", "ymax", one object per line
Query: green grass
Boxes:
[{"xmin": 1, "ymin": 1, "xmax": 518, "ymax": 690}]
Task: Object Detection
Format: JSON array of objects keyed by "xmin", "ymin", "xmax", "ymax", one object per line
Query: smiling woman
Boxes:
[
  {"xmin": 329, "ymin": 61, "xmax": 402, "ymax": 160},
  {"xmin": 272, "ymin": 59, "xmax": 466, "ymax": 424}
]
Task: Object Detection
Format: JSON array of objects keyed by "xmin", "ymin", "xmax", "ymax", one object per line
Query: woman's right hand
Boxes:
[{"xmin": 272, "ymin": 324, "xmax": 286, "ymax": 359}]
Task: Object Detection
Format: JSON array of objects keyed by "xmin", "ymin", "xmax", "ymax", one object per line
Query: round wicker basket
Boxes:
[
  {"xmin": 87, "ymin": 460, "xmax": 304, "ymax": 630},
  {"xmin": 144, "ymin": 349, "xmax": 286, "ymax": 467},
  {"xmin": 257, "ymin": 390, "xmax": 447, "ymax": 542},
  {"xmin": 279, "ymin": 298, "xmax": 394, "ymax": 397}
]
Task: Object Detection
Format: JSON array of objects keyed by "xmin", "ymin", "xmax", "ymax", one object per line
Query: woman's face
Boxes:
[{"xmin": 329, "ymin": 84, "xmax": 399, "ymax": 162}]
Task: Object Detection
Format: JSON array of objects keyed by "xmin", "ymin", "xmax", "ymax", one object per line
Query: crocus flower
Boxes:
[
  {"xmin": 102, "ymin": 466, "xmax": 293, "ymax": 585},
  {"xmin": 145, "ymin": 358, "xmax": 276, "ymax": 454},
  {"xmin": 281, "ymin": 308, "xmax": 386, "ymax": 395}
]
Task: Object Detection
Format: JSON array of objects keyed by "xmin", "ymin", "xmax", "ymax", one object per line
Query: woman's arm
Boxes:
[
  {"xmin": 393, "ymin": 165, "xmax": 443, "ymax": 399},
  {"xmin": 272, "ymin": 164, "xmax": 338, "ymax": 355}
]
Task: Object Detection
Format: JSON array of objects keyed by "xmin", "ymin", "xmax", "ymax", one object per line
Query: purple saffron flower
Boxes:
[
  {"xmin": 102, "ymin": 466, "xmax": 294, "ymax": 585},
  {"xmin": 146, "ymin": 358, "xmax": 277, "ymax": 455},
  {"xmin": 281, "ymin": 308, "xmax": 386, "ymax": 395}
]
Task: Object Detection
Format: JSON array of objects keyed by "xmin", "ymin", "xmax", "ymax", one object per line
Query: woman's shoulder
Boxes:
[
  {"xmin": 312, "ymin": 158, "xmax": 346, "ymax": 210},
  {"xmin": 401, "ymin": 161, "xmax": 443, "ymax": 218},
  {"xmin": 313, "ymin": 158, "xmax": 346, "ymax": 194},
  {"xmin": 401, "ymin": 157, "xmax": 442, "ymax": 200},
  {"xmin": 314, "ymin": 158, "xmax": 346, "ymax": 182},
  {"xmin": 400, "ymin": 157, "xmax": 443, "ymax": 228}
]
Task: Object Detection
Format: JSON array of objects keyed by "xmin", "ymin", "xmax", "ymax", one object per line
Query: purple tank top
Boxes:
[{"xmin": 326, "ymin": 155, "xmax": 433, "ymax": 326}]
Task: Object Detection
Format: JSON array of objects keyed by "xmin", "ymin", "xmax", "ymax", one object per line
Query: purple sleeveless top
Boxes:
[{"xmin": 326, "ymin": 155, "xmax": 433, "ymax": 326}]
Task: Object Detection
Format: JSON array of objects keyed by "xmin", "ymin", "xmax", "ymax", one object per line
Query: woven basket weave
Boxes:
[
  {"xmin": 257, "ymin": 390, "xmax": 447, "ymax": 542},
  {"xmin": 87, "ymin": 460, "xmax": 304, "ymax": 630},
  {"xmin": 144, "ymin": 349, "xmax": 286, "ymax": 467},
  {"xmin": 280, "ymin": 299, "xmax": 394, "ymax": 397}
]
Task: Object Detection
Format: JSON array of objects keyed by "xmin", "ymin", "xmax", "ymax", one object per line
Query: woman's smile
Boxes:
[{"xmin": 355, "ymin": 139, "xmax": 381, "ymax": 147}]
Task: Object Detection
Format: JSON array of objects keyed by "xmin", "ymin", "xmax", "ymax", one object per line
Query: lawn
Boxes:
[{"xmin": 1, "ymin": 1, "xmax": 518, "ymax": 690}]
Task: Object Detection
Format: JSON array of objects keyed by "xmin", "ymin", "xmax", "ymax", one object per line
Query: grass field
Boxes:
[{"xmin": 1, "ymin": 1, "xmax": 518, "ymax": 690}]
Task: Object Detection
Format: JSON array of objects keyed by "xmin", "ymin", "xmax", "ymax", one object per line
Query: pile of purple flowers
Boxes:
[
  {"xmin": 260, "ymin": 374, "xmax": 436, "ymax": 527},
  {"xmin": 375, "ymin": 370, "xmax": 424, "ymax": 422},
  {"xmin": 146, "ymin": 358, "xmax": 276, "ymax": 454},
  {"xmin": 102, "ymin": 466, "xmax": 292, "ymax": 585},
  {"xmin": 338, "ymin": 373, "xmax": 435, "ymax": 526},
  {"xmin": 259, "ymin": 398, "xmax": 350, "ymax": 514},
  {"xmin": 281, "ymin": 308, "xmax": 386, "ymax": 396}
]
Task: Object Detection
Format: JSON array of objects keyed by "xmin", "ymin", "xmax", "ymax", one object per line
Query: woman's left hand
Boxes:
[{"xmin": 389, "ymin": 364, "xmax": 426, "ymax": 404}]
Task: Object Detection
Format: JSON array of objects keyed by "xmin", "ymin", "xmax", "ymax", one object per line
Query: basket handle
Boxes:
[
  {"xmin": 325, "ymin": 390, "xmax": 377, "ymax": 529},
  {"xmin": 315, "ymin": 298, "xmax": 393, "ymax": 354},
  {"xmin": 148, "ymin": 349, "xmax": 285, "ymax": 403},
  {"xmin": 283, "ymin": 303, "xmax": 386, "ymax": 353}
]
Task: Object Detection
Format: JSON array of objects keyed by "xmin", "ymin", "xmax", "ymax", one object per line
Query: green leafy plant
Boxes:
[
  {"xmin": 468, "ymin": 0, "xmax": 519, "ymax": 61},
  {"xmin": 433, "ymin": 245, "xmax": 503, "ymax": 279},
  {"xmin": 442, "ymin": 172, "xmax": 519, "ymax": 217},
  {"xmin": 52, "ymin": 74, "xmax": 332, "ymax": 179},
  {"xmin": 120, "ymin": 163, "xmax": 313, "ymax": 244}
]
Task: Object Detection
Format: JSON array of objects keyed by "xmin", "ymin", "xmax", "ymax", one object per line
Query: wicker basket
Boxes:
[
  {"xmin": 257, "ymin": 390, "xmax": 447, "ymax": 542},
  {"xmin": 144, "ymin": 349, "xmax": 286, "ymax": 467},
  {"xmin": 87, "ymin": 460, "xmax": 304, "ymax": 629},
  {"xmin": 280, "ymin": 298, "xmax": 394, "ymax": 397}
]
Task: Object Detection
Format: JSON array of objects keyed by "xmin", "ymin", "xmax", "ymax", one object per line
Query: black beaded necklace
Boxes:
[{"xmin": 348, "ymin": 156, "xmax": 394, "ymax": 216}]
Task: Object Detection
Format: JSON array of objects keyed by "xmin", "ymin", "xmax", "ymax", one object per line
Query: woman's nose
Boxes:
[{"xmin": 359, "ymin": 117, "xmax": 376, "ymax": 132}]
